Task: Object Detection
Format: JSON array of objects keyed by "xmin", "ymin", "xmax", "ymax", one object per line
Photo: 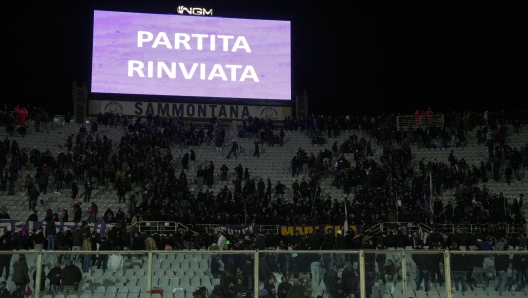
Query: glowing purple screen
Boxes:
[{"xmin": 91, "ymin": 10, "xmax": 291, "ymax": 100}]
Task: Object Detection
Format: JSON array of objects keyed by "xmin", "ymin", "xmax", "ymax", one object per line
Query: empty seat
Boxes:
[{"xmin": 94, "ymin": 286, "xmax": 106, "ymax": 293}]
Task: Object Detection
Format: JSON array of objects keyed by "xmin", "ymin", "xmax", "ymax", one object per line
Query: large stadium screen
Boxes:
[{"xmin": 91, "ymin": 10, "xmax": 291, "ymax": 100}]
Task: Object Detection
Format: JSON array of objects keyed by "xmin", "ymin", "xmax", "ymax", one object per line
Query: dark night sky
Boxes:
[{"xmin": 6, "ymin": 1, "xmax": 527, "ymax": 115}]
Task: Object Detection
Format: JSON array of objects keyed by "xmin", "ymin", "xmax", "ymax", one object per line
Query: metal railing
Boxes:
[
  {"xmin": 1, "ymin": 249, "xmax": 527, "ymax": 298},
  {"xmin": 397, "ymin": 115, "xmax": 444, "ymax": 128},
  {"xmin": 138, "ymin": 221, "xmax": 179, "ymax": 235}
]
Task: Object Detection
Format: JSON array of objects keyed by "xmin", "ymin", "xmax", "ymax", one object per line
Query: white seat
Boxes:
[
  {"xmin": 169, "ymin": 278, "xmax": 180, "ymax": 287},
  {"xmin": 94, "ymin": 286, "xmax": 106, "ymax": 293},
  {"xmin": 127, "ymin": 286, "xmax": 141, "ymax": 294},
  {"xmin": 158, "ymin": 277, "xmax": 170, "ymax": 286},
  {"xmin": 180, "ymin": 278, "xmax": 190, "ymax": 287},
  {"xmin": 180, "ymin": 260, "xmax": 190, "ymax": 270},
  {"xmin": 172, "ymin": 288, "xmax": 185, "ymax": 297},
  {"xmin": 190, "ymin": 277, "xmax": 201, "ymax": 287}
]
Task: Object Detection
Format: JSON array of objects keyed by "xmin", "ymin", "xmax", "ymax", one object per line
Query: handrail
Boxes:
[{"xmin": 2, "ymin": 248, "xmax": 527, "ymax": 298}]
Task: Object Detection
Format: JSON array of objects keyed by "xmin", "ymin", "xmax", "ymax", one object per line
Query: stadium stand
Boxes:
[{"xmin": 0, "ymin": 107, "xmax": 527, "ymax": 298}]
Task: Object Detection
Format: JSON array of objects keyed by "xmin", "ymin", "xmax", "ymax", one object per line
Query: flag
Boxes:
[
  {"xmin": 344, "ymin": 204, "xmax": 349, "ymax": 234},
  {"xmin": 418, "ymin": 227, "xmax": 428, "ymax": 244},
  {"xmin": 26, "ymin": 286, "xmax": 33, "ymax": 298}
]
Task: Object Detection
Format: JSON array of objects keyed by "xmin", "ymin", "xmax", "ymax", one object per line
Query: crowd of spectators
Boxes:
[
  {"xmin": 0, "ymin": 108, "xmax": 527, "ymax": 231},
  {"xmin": 0, "ymin": 107, "xmax": 528, "ymax": 298}
]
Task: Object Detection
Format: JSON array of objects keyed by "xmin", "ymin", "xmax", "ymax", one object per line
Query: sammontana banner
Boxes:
[{"xmin": 89, "ymin": 100, "xmax": 291, "ymax": 120}]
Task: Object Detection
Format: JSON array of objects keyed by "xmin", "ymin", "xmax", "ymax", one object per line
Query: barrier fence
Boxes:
[
  {"xmin": 1, "ymin": 249, "xmax": 527, "ymax": 298},
  {"xmin": 3, "ymin": 220, "xmax": 524, "ymax": 238}
]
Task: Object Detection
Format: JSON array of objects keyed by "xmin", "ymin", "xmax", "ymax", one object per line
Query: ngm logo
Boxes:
[{"xmin": 177, "ymin": 6, "xmax": 213, "ymax": 16}]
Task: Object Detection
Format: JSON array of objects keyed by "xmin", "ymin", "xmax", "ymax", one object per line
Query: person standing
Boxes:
[
  {"xmin": 0, "ymin": 237, "xmax": 13, "ymax": 279},
  {"xmin": 254, "ymin": 142, "xmax": 260, "ymax": 158},
  {"xmin": 61, "ymin": 260, "xmax": 82, "ymax": 294},
  {"xmin": 505, "ymin": 164, "xmax": 513, "ymax": 186},
  {"xmin": 97, "ymin": 237, "xmax": 113, "ymax": 272},
  {"xmin": 226, "ymin": 140, "xmax": 239, "ymax": 159},
  {"xmin": 71, "ymin": 179, "xmax": 78, "ymax": 199},
  {"xmin": 11, "ymin": 255, "xmax": 30, "ymax": 288},
  {"xmin": 470, "ymin": 244, "xmax": 486, "ymax": 289},
  {"xmin": 38, "ymin": 170, "xmax": 48, "ymax": 195},
  {"xmin": 494, "ymin": 246, "xmax": 510, "ymax": 295},
  {"xmin": 217, "ymin": 232, "xmax": 226, "ymax": 251},
  {"xmin": 215, "ymin": 137, "xmax": 223, "ymax": 155},
  {"xmin": 45, "ymin": 217, "xmax": 56, "ymax": 250},
  {"xmin": 412, "ymin": 243, "xmax": 430, "ymax": 292},
  {"xmin": 83, "ymin": 178, "xmax": 93, "ymax": 203},
  {"xmin": 279, "ymin": 129, "xmax": 286, "ymax": 147},
  {"xmin": 450, "ymin": 243, "xmax": 467, "ymax": 293},
  {"xmin": 82, "ymin": 235, "xmax": 92, "ymax": 273},
  {"xmin": 34, "ymin": 227, "xmax": 45, "ymax": 251},
  {"xmin": 32, "ymin": 265, "xmax": 46, "ymax": 292},
  {"xmin": 71, "ymin": 228, "xmax": 82, "ymax": 262}
]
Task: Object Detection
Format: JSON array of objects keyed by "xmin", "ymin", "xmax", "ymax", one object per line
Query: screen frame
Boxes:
[{"xmin": 89, "ymin": 7, "xmax": 293, "ymax": 107}]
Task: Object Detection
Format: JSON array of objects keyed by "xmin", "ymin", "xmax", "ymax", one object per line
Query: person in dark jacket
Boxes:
[
  {"xmin": 32, "ymin": 265, "xmax": 46, "ymax": 291},
  {"xmin": 97, "ymin": 237, "xmax": 113, "ymax": 271},
  {"xmin": 450, "ymin": 243, "xmax": 467, "ymax": 293},
  {"xmin": 323, "ymin": 263, "xmax": 337, "ymax": 296},
  {"xmin": 211, "ymin": 254, "xmax": 224, "ymax": 278},
  {"xmin": 255, "ymin": 233, "xmax": 266, "ymax": 250},
  {"xmin": 0, "ymin": 237, "xmax": 13, "ymax": 279},
  {"xmin": 0, "ymin": 281, "xmax": 10, "ymax": 298},
  {"xmin": 11, "ymin": 255, "xmax": 30, "ymax": 287},
  {"xmin": 286, "ymin": 278, "xmax": 304, "ymax": 298},
  {"xmin": 34, "ymin": 228, "xmax": 45, "ymax": 251},
  {"xmin": 426, "ymin": 251, "xmax": 444, "ymax": 285},
  {"xmin": 512, "ymin": 248, "xmax": 528, "ymax": 292},
  {"xmin": 27, "ymin": 210, "xmax": 38, "ymax": 222},
  {"xmin": 83, "ymin": 178, "xmax": 93, "ymax": 202},
  {"xmin": 233, "ymin": 277, "xmax": 248, "ymax": 296},
  {"xmin": 61, "ymin": 260, "xmax": 82, "ymax": 294},
  {"xmin": 71, "ymin": 180, "xmax": 79, "ymax": 199},
  {"xmin": 130, "ymin": 232, "xmax": 145, "ymax": 256},
  {"xmin": 263, "ymin": 276, "xmax": 276, "ymax": 298},
  {"xmin": 277, "ymin": 276, "xmax": 291, "ymax": 298},
  {"xmin": 494, "ymin": 245, "xmax": 510, "ymax": 295},
  {"xmin": 412, "ymin": 243, "xmax": 430, "ymax": 292},
  {"xmin": 45, "ymin": 217, "xmax": 56, "ymax": 250},
  {"xmin": 259, "ymin": 256, "xmax": 272, "ymax": 283},
  {"xmin": 56, "ymin": 229, "xmax": 68, "ymax": 263},
  {"xmin": 470, "ymin": 244, "xmax": 486, "ymax": 288},
  {"xmin": 47, "ymin": 262, "xmax": 62, "ymax": 294},
  {"xmin": 73, "ymin": 206, "xmax": 82, "ymax": 223},
  {"xmin": 72, "ymin": 228, "xmax": 83, "ymax": 262}
]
